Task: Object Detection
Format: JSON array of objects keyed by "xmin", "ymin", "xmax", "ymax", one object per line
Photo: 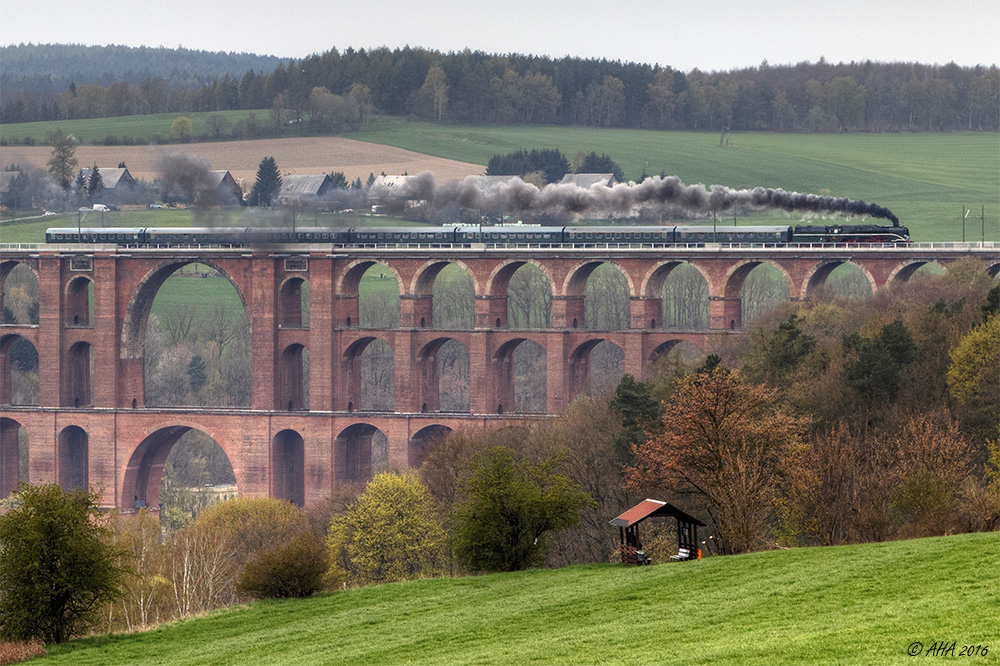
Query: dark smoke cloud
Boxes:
[
  {"xmin": 392, "ymin": 172, "xmax": 900, "ymax": 226},
  {"xmin": 156, "ymin": 151, "xmax": 212, "ymax": 200}
]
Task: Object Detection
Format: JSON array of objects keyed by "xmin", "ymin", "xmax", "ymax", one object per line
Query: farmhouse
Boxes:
[
  {"xmin": 199, "ymin": 170, "xmax": 243, "ymax": 205},
  {"xmin": 278, "ymin": 174, "xmax": 336, "ymax": 205},
  {"xmin": 559, "ymin": 173, "xmax": 617, "ymax": 188},
  {"xmin": 75, "ymin": 166, "xmax": 137, "ymax": 191}
]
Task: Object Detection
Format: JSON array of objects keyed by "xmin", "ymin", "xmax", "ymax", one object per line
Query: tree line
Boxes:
[{"xmin": 2, "ymin": 46, "xmax": 997, "ymax": 132}]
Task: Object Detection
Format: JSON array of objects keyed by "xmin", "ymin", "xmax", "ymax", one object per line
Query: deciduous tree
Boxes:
[
  {"xmin": 327, "ymin": 472, "xmax": 445, "ymax": 585},
  {"xmin": 452, "ymin": 447, "xmax": 593, "ymax": 572},
  {"xmin": 627, "ymin": 369, "xmax": 804, "ymax": 554},
  {"xmin": 0, "ymin": 483, "xmax": 124, "ymax": 643}
]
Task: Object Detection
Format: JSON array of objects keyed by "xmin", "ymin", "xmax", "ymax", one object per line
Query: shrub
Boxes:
[
  {"xmin": 236, "ymin": 534, "xmax": 328, "ymax": 599},
  {"xmin": 0, "ymin": 641, "xmax": 46, "ymax": 664}
]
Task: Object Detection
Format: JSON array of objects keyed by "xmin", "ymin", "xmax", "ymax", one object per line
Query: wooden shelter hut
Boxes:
[{"xmin": 610, "ymin": 499, "xmax": 706, "ymax": 565}]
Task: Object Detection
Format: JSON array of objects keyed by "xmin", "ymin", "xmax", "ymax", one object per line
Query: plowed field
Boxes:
[{"xmin": 0, "ymin": 136, "xmax": 485, "ymax": 184}]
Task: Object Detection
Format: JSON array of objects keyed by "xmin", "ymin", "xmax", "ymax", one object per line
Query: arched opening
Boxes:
[
  {"xmin": 505, "ymin": 263, "xmax": 553, "ymax": 329},
  {"xmin": 892, "ymin": 261, "xmax": 947, "ymax": 284},
  {"xmin": 418, "ymin": 338, "xmax": 470, "ymax": 413},
  {"xmin": 431, "ymin": 263, "xmax": 475, "ymax": 329},
  {"xmin": 724, "ymin": 261, "xmax": 791, "ymax": 328},
  {"xmin": 658, "ymin": 263, "xmax": 710, "ymax": 329},
  {"xmin": 0, "ymin": 334, "xmax": 38, "ymax": 405},
  {"xmin": 566, "ymin": 261, "xmax": 630, "ymax": 331},
  {"xmin": 493, "ymin": 339, "xmax": 548, "ymax": 413},
  {"xmin": 334, "ymin": 423, "xmax": 389, "ymax": 485},
  {"xmin": 124, "ymin": 426, "xmax": 236, "ymax": 528},
  {"xmin": 271, "ymin": 430, "xmax": 305, "ymax": 507},
  {"xmin": 0, "ymin": 261, "xmax": 39, "ymax": 326},
  {"xmin": 360, "ymin": 339, "xmax": 395, "ymax": 411},
  {"xmin": 278, "ymin": 344, "xmax": 309, "ymax": 411},
  {"xmin": 279, "ymin": 277, "xmax": 310, "ymax": 328},
  {"xmin": 805, "ymin": 261, "xmax": 874, "ymax": 300},
  {"xmin": 648, "ymin": 340, "xmax": 706, "ymax": 383},
  {"xmin": 66, "ymin": 341, "xmax": 92, "ymax": 407},
  {"xmin": 358, "ymin": 264, "xmax": 400, "ymax": 328},
  {"xmin": 66, "ymin": 276, "xmax": 94, "ymax": 327},
  {"xmin": 141, "ymin": 262, "xmax": 250, "ymax": 408},
  {"xmin": 0, "ymin": 418, "xmax": 29, "ymax": 499},
  {"xmin": 408, "ymin": 425, "xmax": 453, "ymax": 468},
  {"xmin": 569, "ymin": 339, "xmax": 625, "ymax": 400},
  {"xmin": 58, "ymin": 425, "xmax": 88, "ymax": 491}
]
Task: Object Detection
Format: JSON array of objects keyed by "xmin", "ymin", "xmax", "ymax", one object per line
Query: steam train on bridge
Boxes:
[{"xmin": 45, "ymin": 223, "xmax": 910, "ymax": 247}]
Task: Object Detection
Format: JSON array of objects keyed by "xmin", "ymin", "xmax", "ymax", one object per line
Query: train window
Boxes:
[
  {"xmin": 586, "ymin": 233, "xmax": 593, "ymax": 239},
  {"xmin": 517, "ymin": 233, "xmax": 525, "ymax": 239}
]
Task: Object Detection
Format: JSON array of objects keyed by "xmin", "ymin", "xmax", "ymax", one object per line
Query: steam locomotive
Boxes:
[{"xmin": 44, "ymin": 223, "xmax": 910, "ymax": 247}]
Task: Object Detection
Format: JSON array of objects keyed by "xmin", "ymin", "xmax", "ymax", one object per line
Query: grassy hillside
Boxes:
[
  {"xmin": 348, "ymin": 119, "xmax": 1000, "ymax": 243},
  {"xmin": 2, "ymin": 115, "xmax": 997, "ymax": 241},
  {"xmin": 37, "ymin": 532, "xmax": 998, "ymax": 666}
]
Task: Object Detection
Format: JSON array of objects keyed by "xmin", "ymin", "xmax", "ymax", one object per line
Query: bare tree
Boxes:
[{"xmin": 507, "ymin": 266, "xmax": 552, "ymax": 328}]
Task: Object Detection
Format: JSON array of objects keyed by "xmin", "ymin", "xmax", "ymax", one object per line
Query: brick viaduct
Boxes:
[{"xmin": 2, "ymin": 241, "xmax": 998, "ymax": 510}]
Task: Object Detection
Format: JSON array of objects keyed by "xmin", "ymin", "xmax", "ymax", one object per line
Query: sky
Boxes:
[{"xmin": 2, "ymin": 0, "xmax": 998, "ymax": 72}]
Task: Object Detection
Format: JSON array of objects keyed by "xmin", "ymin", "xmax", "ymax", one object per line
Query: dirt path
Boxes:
[{"xmin": 0, "ymin": 136, "xmax": 485, "ymax": 185}]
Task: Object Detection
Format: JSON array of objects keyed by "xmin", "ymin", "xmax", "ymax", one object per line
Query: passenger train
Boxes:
[{"xmin": 44, "ymin": 223, "xmax": 910, "ymax": 247}]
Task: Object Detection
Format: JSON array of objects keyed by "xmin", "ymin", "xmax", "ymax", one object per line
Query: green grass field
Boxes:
[
  {"xmin": 35, "ymin": 532, "xmax": 998, "ymax": 666},
  {"xmin": 348, "ymin": 118, "xmax": 1000, "ymax": 243},
  {"xmin": 0, "ymin": 109, "xmax": 272, "ymax": 145}
]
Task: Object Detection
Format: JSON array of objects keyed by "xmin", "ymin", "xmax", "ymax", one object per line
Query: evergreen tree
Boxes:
[
  {"xmin": 578, "ymin": 152, "xmax": 625, "ymax": 182},
  {"xmin": 249, "ymin": 156, "xmax": 281, "ymax": 206},
  {"xmin": 86, "ymin": 163, "xmax": 104, "ymax": 201},
  {"xmin": 47, "ymin": 128, "xmax": 78, "ymax": 190},
  {"xmin": 329, "ymin": 171, "xmax": 348, "ymax": 189},
  {"xmin": 187, "ymin": 354, "xmax": 207, "ymax": 393}
]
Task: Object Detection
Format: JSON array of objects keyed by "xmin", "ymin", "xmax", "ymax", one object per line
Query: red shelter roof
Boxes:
[{"xmin": 610, "ymin": 499, "xmax": 706, "ymax": 528}]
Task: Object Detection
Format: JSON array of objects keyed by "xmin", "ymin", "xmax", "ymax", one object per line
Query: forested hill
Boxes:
[
  {"xmin": 0, "ymin": 43, "xmax": 288, "ymax": 92},
  {"xmin": 1, "ymin": 43, "xmax": 997, "ymax": 132}
]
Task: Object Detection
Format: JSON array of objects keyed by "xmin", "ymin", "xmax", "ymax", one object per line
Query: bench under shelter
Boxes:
[{"xmin": 610, "ymin": 499, "xmax": 706, "ymax": 565}]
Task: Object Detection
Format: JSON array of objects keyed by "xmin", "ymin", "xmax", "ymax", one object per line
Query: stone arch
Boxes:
[
  {"xmin": 65, "ymin": 275, "xmax": 94, "ymax": 327},
  {"xmin": 336, "ymin": 258, "xmax": 404, "ymax": 294},
  {"xmin": 342, "ymin": 336, "xmax": 395, "ymax": 411},
  {"xmin": 649, "ymin": 339, "xmax": 707, "ymax": 369},
  {"xmin": 66, "ymin": 340, "xmax": 92, "ymax": 407},
  {"xmin": 486, "ymin": 258, "xmax": 555, "ymax": 296},
  {"xmin": 278, "ymin": 343, "xmax": 309, "ymax": 411},
  {"xmin": 563, "ymin": 260, "xmax": 633, "ymax": 331},
  {"xmin": 417, "ymin": 337, "xmax": 470, "ymax": 413},
  {"xmin": 643, "ymin": 261, "xmax": 712, "ymax": 330},
  {"xmin": 411, "ymin": 258, "xmax": 481, "ymax": 296},
  {"xmin": 886, "ymin": 259, "xmax": 947, "ymax": 284},
  {"xmin": 336, "ymin": 259, "xmax": 401, "ymax": 328},
  {"xmin": 121, "ymin": 422, "xmax": 237, "ymax": 512},
  {"xmin": 120, "ymin": 259, "xmax": 250, "ymax": 361},
  {"xmin": 723, "ymin": 259, "xmax": 793, "ymax": 299},
  {"xmin": 0, "ymin": 417, "xmax": 27, "ymax": 498},
  {"xmin": 641, "ymin": 261, "xmax": 714, "ymax": 298},
  {"xmin": 492, "ymin": 338, "xmax": 547, "ymax": 414},
  {"xmin": 568, "ymin": 338, "xmax": 624, "ymax": 400},
  {"xmin": 801, "ymin": 260, "xmax": 876, "ymax": 299},
  {"xmin": 408, "ymin": 424, "xmax": 453, "ymax": 468},
  {"xmin": 0, "ymin": 259, "xmax": 39, "ymax": 325},
  {"xmin": 271, "ymin": 429, "xmax": 304, "ymax": 507},
  {"xmin": 563, "ymin": 258, "xmax": 636, "ymax": 297},
  {"xmin": 0, "ymin": 333, "xmax": 38, "ymax": 405},
  {"xmin": 58, "ymin": 425, "xmax": 88, "ymax": 491},
  {"xmin": 334, "ymin": 423, "xmax": 388, "ymax": 484},
  {"xmin": 722, "ymin": 259, "xmax": 793, "ymax": 329},
  {"xmin": 278, "ymin": 276, "xmax": 309, "ymax": 328}
]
